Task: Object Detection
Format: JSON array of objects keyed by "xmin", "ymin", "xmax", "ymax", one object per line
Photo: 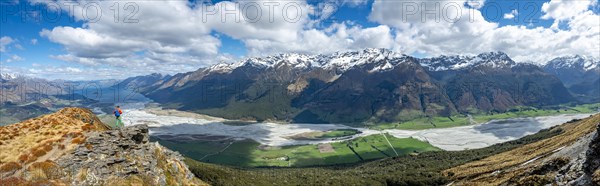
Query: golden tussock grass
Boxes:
[
  {"xmin": 71, "ymin": 137, "xmax": 86, "ymax": 144},
  {"xmin": 31, "ymin": 149, "xmax": 47, "ymax": 158},
  {"xmin": 0, "ymin": 177, "xmax": 26, "ymax": 185},
  {"xmin": 0, "ymin": 108, "xmax": 107, "ymax": 163},
  {"xmin": 18, "ymin": 154, "xmax": 29, "ymax": 163},
  {"xmin": 0, "ymin": 162, "xmax": 22, "ymax": 173},
  {"xmin": 25, "ymin": 156, "xmax": 38, "ymax": 164},
  {"xmin": 81, "ymin": 124, "xmax": 96, "ymax": 131},
  {"xmin": 27, "ymin": 160, "xmax": 63, "ymax": 180},
  {"xmin": 63, "ymin": 131, "xmax": 83, "ymax": 138},
  {"xmin": 42, "ymin": 144, "xmax": 53, "ymax": 152},
  {"xmin": 445, "ymin": 114, "xmax": 600, "ymax": 185}
]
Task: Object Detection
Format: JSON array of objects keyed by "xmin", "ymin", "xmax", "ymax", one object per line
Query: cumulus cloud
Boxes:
[
  {"xmin": 541, "ymin": 0, "xmax": 596, "ymax": 21},
  {"xmin": 205, "ymin": 0, "xmax": 312, "ymax": 42},
  {"xmin": 35, "ymin": 0, "xmax": 220, "ymax": 66},
  {"xmin": 504, "ymin": 9, "xmax": 518, "ymax": 19},
  {"xmin": 541, "ymin": 0, "xmax": 598, "ymax": 30},
  {"xmin": 31, "ymin": 39, "xmax": 38, "ymax": 45},
  {"xmin": 34, "ymin": 0, "xmax": 397, "ymax": 69},
  {"xmin": 244, "ymin": 23, "xmax": 394, "ymax": 56},
  {"xmin": 369, "ymin": 0, "xmax": 599, "ymax": 63},
  {"xmin": 466, "ymin": 0, "xmax": 485, "ymax": 9},
  {"xmin": 0, "ymin": 36, "xmax": 14, "ymax": 52},
  {"xmin": 6, "ymin": 55, "xmax": 24, "ymax": 63},
  {"xmin": 25, "ymin": 0, "xmax": 600, "ymax": 79}
]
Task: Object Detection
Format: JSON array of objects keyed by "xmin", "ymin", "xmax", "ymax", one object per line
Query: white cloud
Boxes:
[
  {"xmin": 36, "ymin": 1, "xmax": 219, "ymax": 55},
  {"xmin": 5, "ymin": 55, "xmax": 24, "ymax": 63},
  {"xmin": 14, "ymin": 44, "xmax": 24, "ymax": 50},
  {"xmin": 204, "ymin": 1, "xmax": 314, "ymax": 43},
  {"xmin": 31, "ymin": 39, "xmax": 38, "ymax": 45},
  {"xmin": 369, "ymin": 0, "xmax": 600, "ymax": 63},
  {"xmin": 541, "ymin": 0, "xmax": 597, "ymax": 29},
  {"xmin": 0, "ymin": 36, "xmax": 13, "ymax": 52},
  {"xmin": 504, "ymin": 9, "xmax": 518, "ymax": 19},
  {"xmin": 542, "ymin": 0, "xmax": 596, "ymax": 21},
  {"xmin": 34, "ymin": 0, "xmax": 398, "ymax": 72},
  {"xmin": 466, "ymin": 0, "xmax": 485, "ymax": 9},
  {"xmin": 244, "ymin": 23, "xmax": 394, "ymax": 56},
  {"xmin": 26, "ymin": 0, "xmax": 600, "ymax": 79}
]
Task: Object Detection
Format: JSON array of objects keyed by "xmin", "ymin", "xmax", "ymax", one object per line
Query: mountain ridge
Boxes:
[{"xmin": 116, "ymin": 49, "xmax": 583, "ymax": 124}]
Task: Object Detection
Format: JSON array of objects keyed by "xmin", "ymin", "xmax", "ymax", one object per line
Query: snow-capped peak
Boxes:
[
  {"xmin": 545, "ymin": 55, "xmax": 600, "ymax": 72},
  {"xmin": 0, "ymin": 72, "xmax": 18, "ymax": 80},
  {"xmin": 419, "ymin": 51, "xmax": 516, "ymax": 71},
  {"xmin": 325, "ymin": 48, "xmax": 407, "ymax": 72},
  {"xmin": 207, "ymin": 48, "xmax": 408, "ymax": 74}
]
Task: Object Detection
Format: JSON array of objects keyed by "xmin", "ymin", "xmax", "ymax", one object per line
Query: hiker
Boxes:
[{"xmin": 114, "ymin": 106, "xmax": 123, "ymax": 128}]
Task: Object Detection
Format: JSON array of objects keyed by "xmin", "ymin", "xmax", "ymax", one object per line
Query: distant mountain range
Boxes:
[
  {"xmin": 543, "ymin": 55, "xmax": 600, "ymax": 103},
  {"xmin": 116, "ymin": 49, "xmax": 599, "ymax": 123},
  {"xmin": 0, "ymin": 75, "xmax": 104, "ymax": 125}
]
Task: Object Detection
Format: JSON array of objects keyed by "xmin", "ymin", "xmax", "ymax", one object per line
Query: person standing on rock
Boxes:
[{"xmin": 114, "ymin": 106, "xmax": 124, "ymax": 128}]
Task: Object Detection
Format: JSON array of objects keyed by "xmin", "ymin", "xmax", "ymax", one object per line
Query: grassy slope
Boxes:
[
  {"xmin": 374, "ymin": 103, "xmax": 600, "ymax": 130},
  {"xmin": 184, "ymin": 122, "xmax": 568, "ymax": 186},
  {"xmin": 0, "ymin": 108, "xmax": 108, "ymax": 164},
  {"xmin": 445, "ymin": 113, "xmax": 600, "ymax": 185},
  {"xmin": 155, "ymin": 134, "xmax": 439, "ymax": 167}
]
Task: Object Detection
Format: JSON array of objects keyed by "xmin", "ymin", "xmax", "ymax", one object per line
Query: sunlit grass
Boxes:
[
  {"xmin": 154, "ymin": 133, "xmax": 440, "ymax": 168},
  {"xmin": 374, "ymin": 103, "xmax": 600, "ymax": 130}
]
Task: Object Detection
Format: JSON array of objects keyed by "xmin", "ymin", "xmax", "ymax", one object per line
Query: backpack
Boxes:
[{"xmin": 114, "ymin": 109, "xmax": 123, "ymax": 117}]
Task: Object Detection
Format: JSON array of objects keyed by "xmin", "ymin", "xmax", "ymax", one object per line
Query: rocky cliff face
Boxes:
[
  {"xmin": 0, "ymin": 108, "xmax": 206, "ymax": 186},
  {"xmin": 583, "ymin": 124, "xmax": 600, "ymax": 185}
]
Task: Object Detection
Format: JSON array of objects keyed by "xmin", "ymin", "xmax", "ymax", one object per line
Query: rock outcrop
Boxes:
[
  {"xmin": 583, "ymin": 124, "xmax": 600, "ymax": 185},
  {"xmin": 0, "ymin": 108, "xmax": 207, "ymax": 186},
  {"xmin": 56, "ymin": 124, "xmax": 204, "ymax": 185}
]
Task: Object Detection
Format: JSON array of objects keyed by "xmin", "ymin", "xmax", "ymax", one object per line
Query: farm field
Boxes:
[
  {"xmin": 374, "ymin": 103, "xmax": 600, "ymax": 130},
  {"xmin": 152, "ymin": 133, "xmax": 440, "ymax": 167}
]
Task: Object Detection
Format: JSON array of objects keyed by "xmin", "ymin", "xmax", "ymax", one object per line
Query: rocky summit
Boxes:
[{"xmin": 0, "ymin": 108, "xmax": 206, "ymax": 186}]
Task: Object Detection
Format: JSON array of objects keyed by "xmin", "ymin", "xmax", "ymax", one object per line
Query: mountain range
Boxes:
[
  {"xmin": 543, "ymin": 55, "xmax": 600, "ymax": 103},
  {"xmin": 0, "ymin": 75, "xmax": 107, "ymax": 126},
  {"xmin": 117, "ymin": 49, "xmax": 599, "ymax": 124}
]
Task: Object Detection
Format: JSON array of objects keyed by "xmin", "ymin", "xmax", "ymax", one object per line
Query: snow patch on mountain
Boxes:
[
  {"xmin": 419, "ymin": 51, "xmax": 517, "ymax": 71},
  {"xmin": 0, "ymin": 72, "xmax": 18, "ymax": 80},
  {"xmin": 545, "ymin": 55, "xmax": 600, "ymax": 72},
  {"xmin": 206, "ymin": 49, "xmax": 597, "ymax": 74},
  {"xmin": 207, "ymin": 48, "xmax": 409, "ymax": 74}
]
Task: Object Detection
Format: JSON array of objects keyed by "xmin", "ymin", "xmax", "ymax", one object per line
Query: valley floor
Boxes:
[
  {"xmin": 183, "ymin": 120, "xmax": 575, "ymax": 186},
  {"xmin": 373, "ymin": 103, "xmax": 600, "ymax": 130},
  {"xmin": 96, "ymin": 102, "xmax": 598, "ymax": 168}
]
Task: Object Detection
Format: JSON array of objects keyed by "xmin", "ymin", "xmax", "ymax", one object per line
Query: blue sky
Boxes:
[{"xmin": 0, "ymin": 0, "xmax": 598, "ymax": 80}]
